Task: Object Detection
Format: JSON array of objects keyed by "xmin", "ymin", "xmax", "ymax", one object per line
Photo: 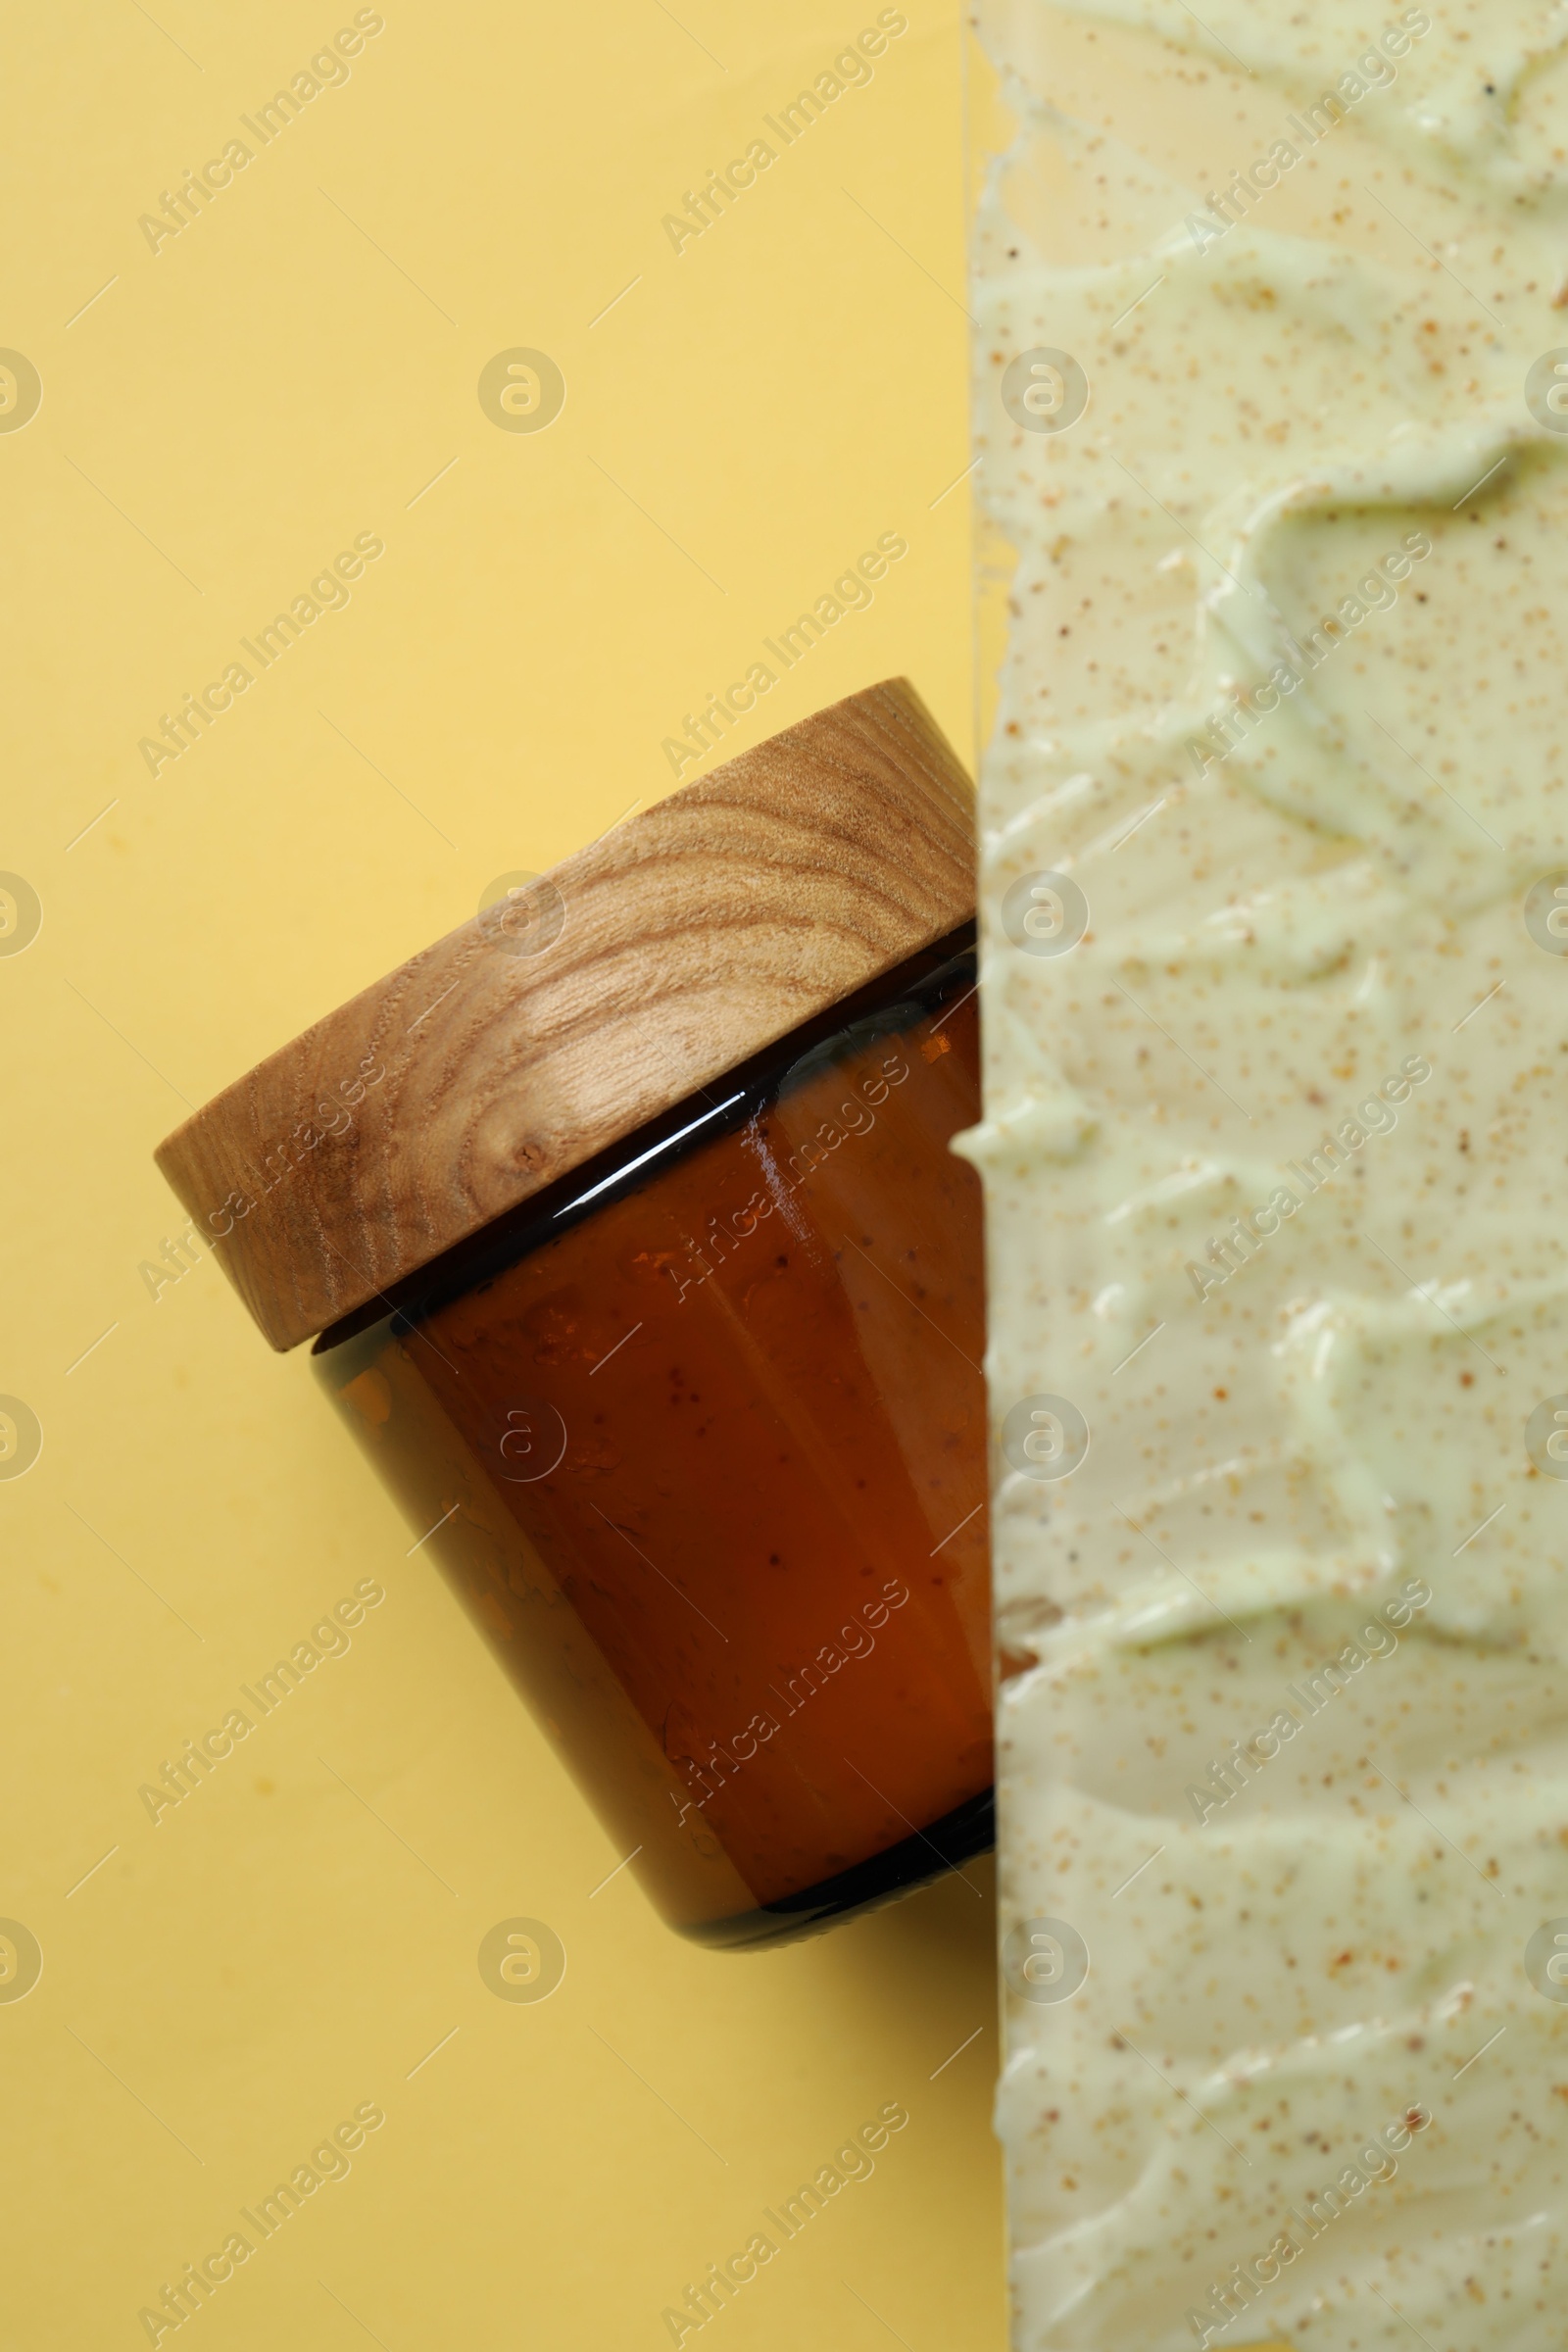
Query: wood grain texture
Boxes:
[{"xmin": 155, "ymin": 677, "xmax": 976, "ymax": 1351}]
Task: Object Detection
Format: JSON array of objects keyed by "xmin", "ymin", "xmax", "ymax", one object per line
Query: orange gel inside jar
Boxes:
[{"xmin": 315, "ymin": 929, "xmax": 991, "ymax": 1944}]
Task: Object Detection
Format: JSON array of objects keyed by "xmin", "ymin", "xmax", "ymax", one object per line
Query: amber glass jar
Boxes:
[{"xmin": 156, "ymin": 680, "xmax": 991, "ymax": 1944}]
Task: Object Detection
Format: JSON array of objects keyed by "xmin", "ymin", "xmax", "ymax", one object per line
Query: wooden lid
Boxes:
[{"xmin": 156, "ymin": 678, "xmax": 976, "ymax": 1351}]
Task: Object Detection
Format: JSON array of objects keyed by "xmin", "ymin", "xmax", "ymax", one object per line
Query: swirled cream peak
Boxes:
[{"xmin": 972, "ymin": 1, "xmax": 1568, "ymax": 2345}]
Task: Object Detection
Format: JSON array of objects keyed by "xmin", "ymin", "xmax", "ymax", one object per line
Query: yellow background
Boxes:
[{"xmin": 2, "ymin": 4, "xmax": 1006, "ymax": 2347}]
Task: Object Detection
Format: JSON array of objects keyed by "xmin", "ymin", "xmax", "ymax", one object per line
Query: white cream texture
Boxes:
[{"xmin": 970, "ymin": 3, "xmax": 1568, "ymax": 2346}]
